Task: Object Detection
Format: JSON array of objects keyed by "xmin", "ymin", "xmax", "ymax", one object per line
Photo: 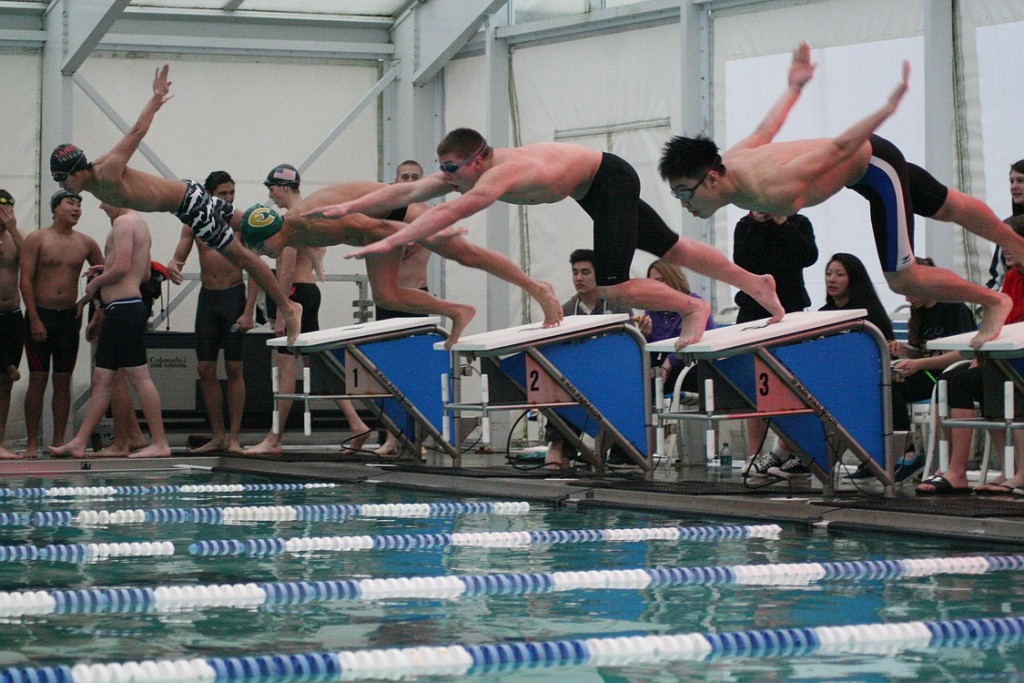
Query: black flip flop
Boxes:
[{"xmin": 915, "ymin": 474, "xmax": 971, "ymax": 496}]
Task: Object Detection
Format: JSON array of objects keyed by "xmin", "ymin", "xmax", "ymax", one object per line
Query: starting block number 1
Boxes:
[
  {"xmin": 754, "ymin": 356, "xmax": 805, "ymax": 412},
  {"xmin": 525, "ymin": 356, "xmax": 572, "ymax": 405},
  {"xmin": 344, "ymin": 350, "xmax": 386, "ymax": 396}
]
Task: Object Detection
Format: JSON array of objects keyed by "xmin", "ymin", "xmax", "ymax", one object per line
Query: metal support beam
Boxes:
[
  {"xmin": 484, "ymin": 9, "xmax": 512, "ymax": 329},
  {"xmin": 297, "ymin": 65, "xmax": 400, "ymax": 176},
  {"xmin": 411, "ymin": 0, "xmax": 507, "ymax": 85},
  {"xmin": 679, "ymin": 1, "xmax": 714, "ymax": 303},
  {"xmin": 62, "ymin": 0, "xmax": 130, "ymax": 74},
  {"xmin": 72, "ymin": 74, "xmax": 177, "ymax": 179},
  {"xmin": 923, "ymin": 0, "xmax": 957, "ymax": 271}
]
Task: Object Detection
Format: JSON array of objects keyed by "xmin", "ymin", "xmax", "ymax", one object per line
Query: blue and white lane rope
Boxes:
[
  {"xmin": 2, "ymin": 553, "xmax": 1021, "ymax": 616},
  {"xmin": 0, "ymin": 523, "xmax": 777, "ymax": 565},
  {"xmin": 189, "ymin": 523, "xmax": 781, "ymax": 556},
  {"xmin": 0, "ymin": 542, "xmax": 174, "ymax": 564},
  {"xmin": 0, "ymin": 482, "xmax": 340, "ymax": 499},
  {"xmin": 3, "ymin": 615, "xmax": 1023, "ymax": 682},
  {"xmin": 0, "ymin": 500, "xmax": 530, "ymax": 527}
]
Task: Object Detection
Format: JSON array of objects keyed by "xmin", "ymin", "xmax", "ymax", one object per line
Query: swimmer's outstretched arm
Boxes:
[
  {"xmin": 830, "ymin": 60, "xmax": 910, "ymax": 157},
  {"xmin": 104, "ymin": 65, "xmax": 173, "ymax": 172},
  {"xmin": 731, "ymin": 42, "xmax": 816, "ymax": 152},
  {"xmin": 303, "ymin": 175, "xmax": 451, "ymax": 220}
]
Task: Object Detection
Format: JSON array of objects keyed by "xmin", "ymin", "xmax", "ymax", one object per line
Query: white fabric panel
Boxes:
[
  {"xmin": 961, "ymin": 3, "xmax": 1024, "ymax": 218},
  {"xmin": 0, "ymin": 51, "xmax": 41, "ymax": 441},
  {"xmin": 505, "ymin": 25, "xmax": 681, "ymax": 319},
  {"xmin": 714, "ymin": 0, "xmax": 925, "ymax": 316},
  {"xmin": 441, "ymin": 55, "xmax": 504, "ymax": 339},
  {"xmin": 74, "ymin": 55, "xmax": 380, "ymax": 331},
  {"xmin": 0, "ymin": 52, "xmax": 42, "ymax": 225}
]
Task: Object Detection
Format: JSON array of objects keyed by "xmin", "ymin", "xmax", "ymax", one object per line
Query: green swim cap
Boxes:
[{"xmin": 240, "ymin": 204, "xmax": 284, "ymax": 252}]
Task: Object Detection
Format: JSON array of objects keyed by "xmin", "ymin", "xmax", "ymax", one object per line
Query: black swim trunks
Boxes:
[
  {"xmin": 0, "ymin": 309, "xmax": 24, "ymax": 373},
  {"xmin": 24, "ymin": 307, "xmax": 79, "ymax": 374},
  {"xmin": 175, "ymin": 180, "xmax": 236, "ymax": 252},
  {"xmin": 849, "ymin": 135, "xmax": 949, "ymax": 273},
  {"xmin": 94, "ymin": 298, "xmax": 149, "ymax": 370},
  {"xmin": 195, "ymin": 283, "xmax": 246, "ymax": 363},
  {"xmin": 266, "ymin": 282, "xmax": 321, "ymax": 333},
  {"xmin": 575, "ymin": 153, "xmax": 680, "ymax": 287}
]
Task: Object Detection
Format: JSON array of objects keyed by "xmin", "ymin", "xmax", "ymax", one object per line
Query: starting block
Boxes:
[
  {"xmin": 648, "ymin": 310, "xmax": 894, "ymax": 493},
  {"xmin": 927, "ymin": 321, "xmax": 1024, "ymax": 481},
  {"xmin": 440, "ymin": 314, "xmax": 652, "ymax": 475},
  {"xmin": 267, "ymin": 317, "xmax": 456, "ymax": 461}
]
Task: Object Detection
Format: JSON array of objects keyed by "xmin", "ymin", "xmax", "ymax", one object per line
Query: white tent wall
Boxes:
[
  {"xmin": 713, "ymin": 0, "xmax": 927, "ymax": 317},
  {"xmin": 513, "ymin": 23, "xmax": 682, "ymax": 316},
  {"xmin": 0, "ymin": 51, "xmax": 42, "ymax": 444},
  {"xmin": 442, "ymin": 23, "xmax": 682, "ymax": 331},
  {"xmin": 72, "ymin": 54, "xmax": 380, "ymax": 328},
  {"xmin": 441, "ymin": 54, "xmax": 501, "ymax": 339},
  {"xmin": 2, "ymin": 51, "xmax": 380, "ymax": 443},
  {"xmin": 963, "ymin": 2, "xmax": 1024, "ymax": 242}
]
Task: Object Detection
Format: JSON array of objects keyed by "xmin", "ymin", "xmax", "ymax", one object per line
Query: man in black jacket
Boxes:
[{"xmin": 733, "ymin": 210, "xmax": 818, "ymax": 323}]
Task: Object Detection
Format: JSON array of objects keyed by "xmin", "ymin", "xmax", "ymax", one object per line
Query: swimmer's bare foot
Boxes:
[
  {"xmin": 671, "ymin": 296, "xmax": 712, "ymax": 350},
  {"xmin": 91, "ymin": 444, "xmax": 131, "ymax": 458},
  {"xmin": 225, "ymin": 441, "xmax": 246, "ymax": 455},
  {"xmin": 375, "ymin": 433, "xmax": 397, "ymax": 456},
  {"xmin": 533, "ymin": 280, "xmax": 563, "ymax": 328},
  {"xmin": 189, "ymin": 436, "xmax": 228, "ymax": 454},
  {"xmin": 22, "ymin": 443, "xmax": 38, "ymax": 459},
  {"xmin": 0, "ymin": 446, "xmax": 27, "ymax": 460},
  {"xmin": 127, "ymin": 443, "xmax": 171, "ymax": 459},
  {"xmin": 971, "ymin": 294, "xmax": 1012, "ymax": 348},
  {"xmin": 244, "ymin": 435, "xmax": 283, "ymax": 456},
  {"xmin": 444, "ymin": 303, "xmax": 476, "ymax": 350},
  {"xmin": 750, "ymin": 274, "xmax": 785, "ymax": 323},
  {"xmin": 341, "ymin": 429, "xmax": 372, "ymax": 452},
  {"xmin": 48, "ymin": 442, "xmax": 87, "ymax": 459},
  {"xmin": 282, "ymin": 301, "xmax": 303, "ymax": 345}
]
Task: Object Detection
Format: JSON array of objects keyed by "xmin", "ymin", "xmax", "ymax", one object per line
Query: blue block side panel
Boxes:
[
  {"xmin": 332, "ymin": 332, "xmax": 449, "ymax": 437},
  {"xmin": 714, "ymin": 331, "xmax": 885, "ymax": 470}
]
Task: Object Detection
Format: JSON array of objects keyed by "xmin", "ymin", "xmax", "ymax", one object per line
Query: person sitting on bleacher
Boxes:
[{"xmin": 917, "ymin": 216, "xmax": 1024, "ymax": 495}]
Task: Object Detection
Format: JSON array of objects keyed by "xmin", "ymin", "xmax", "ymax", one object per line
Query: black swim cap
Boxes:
[
  {"xmin": 50, "ymin": 189, "xmax": 82, "ymax": 213},
  {"xmin": 50, "ymin": 144, "xmax": 89, "ymax": 174},
  {"xmin": 264, "ymin": 164, "xmax": 300, "ymax": 188}
]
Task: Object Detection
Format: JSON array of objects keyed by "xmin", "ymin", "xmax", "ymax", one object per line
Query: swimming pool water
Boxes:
[{"xmin": 1, "ymin": 471, "xmax": 1023, "ymax": 681}]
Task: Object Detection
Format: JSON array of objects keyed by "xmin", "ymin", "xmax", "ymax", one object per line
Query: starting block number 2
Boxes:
[
  {"xmin": 754, "ymin": 356, "xmax": 805, "ymax": 412},
  {"xmin": 525, "ymin": 356, "xmax": 571, "ymax": 405}
]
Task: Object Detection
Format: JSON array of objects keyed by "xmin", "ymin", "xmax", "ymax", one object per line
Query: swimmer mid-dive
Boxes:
[
  {"xmin": 238, "ymin": 180, "xmax": 563, "ymax": 347},
  {"xmin": 658, "ymin": 42, "xmax": 1022, "ymax": 348},
  {"xmin": 48, "ymin": 65, "xmax": 302, "ymax": 344},
  {"xmin": 302, "ymin": 131, "xmax": 783, "ymax": 349}
]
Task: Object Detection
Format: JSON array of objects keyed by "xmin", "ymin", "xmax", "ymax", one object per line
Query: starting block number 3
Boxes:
[{"xmin": 754, "ymin": 356, "xmax": 805, "ymax": 412}]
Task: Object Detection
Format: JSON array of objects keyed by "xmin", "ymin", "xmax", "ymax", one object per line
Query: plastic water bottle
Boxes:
[{"xmin": 720, "ymin": 442, "xmax": 732, "ymax": 474}]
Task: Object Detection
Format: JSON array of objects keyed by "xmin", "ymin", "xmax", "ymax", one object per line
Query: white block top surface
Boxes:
[
  {"xmin": 927, "ymin": 321, "xmax": 1024, "ymax": 352},
  {"xmin": 646, "ymin": 309, "xmax": 868, "ymax": 354},
  {"xmin": 439, "ymin": 314, "xmax": 632, "ymax": 352},
  {"xmin": 267, "ymin": 316, "xmax": 443, "ymax": 348}
]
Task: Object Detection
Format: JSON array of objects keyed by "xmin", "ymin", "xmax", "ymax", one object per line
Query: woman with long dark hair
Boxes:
[{"xmin": 818, "ymin": 252, "xmax": 894, "ymax": 340}]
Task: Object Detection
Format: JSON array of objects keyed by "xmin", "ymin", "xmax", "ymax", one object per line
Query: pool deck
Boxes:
[{"xmin": 5, "ymin": 449, "xmax": 1024, "ymax": 545}]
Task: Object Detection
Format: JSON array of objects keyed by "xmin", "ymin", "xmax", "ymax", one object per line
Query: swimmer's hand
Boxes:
[
  {"xmin": 346, "ymin": 238, "xmax": 397, "ymax": 261},
  {"xmin": 302, "ymin": 202, "xmax": 354, "ymax": 220},
  {"xmin": 153, "ymin": 64, "xmax": 173, "ymax": 106},
  {"xmin": 789, "ymin": 42, "xmax": 816, "ymax": 90}
]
